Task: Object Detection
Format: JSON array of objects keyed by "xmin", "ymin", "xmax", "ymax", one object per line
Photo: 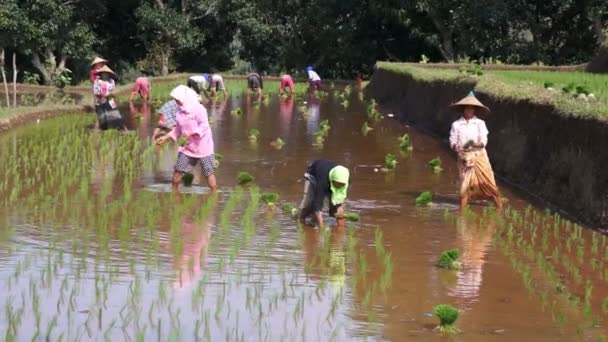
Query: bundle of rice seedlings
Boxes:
[
  {"xmin": 344, "ymin": 211, "xmax": 360, "ymax": 222},
  {"xmin": 399, "ymin": 133, "xmax": 413, "ymax": 151},
  {"xmin": 428, "ymin": 157, "xmax": 443, "ymax": 172},
  {"xmin": 261, "ymin": 192, "xmax": 280, "ymax": 205},
  {"xmin": 182, "ymin": 173, "xmax": 194, "ymax": 187},
  {"xmin": 237, "ymin": 172, "xmax": 255, "ymax": 185},
  {"xmin": 178, "ymin": 136, "xmax": 187, "ymax": 147},
  {"xmin": 437, "ymin": 249, "xmax": 462, "ymax": 270},
  {"xmin": 270, "ymin": 137, "xmax": 285, "ymax": 149},
  {"xmin": 230, "ymin": 108, "xmax": 243, "ymax": 116},
  {"xmin": 415, "ymin": 191, "xmax": 432, "ymax": 206},
  {"xmin": 433, "ymin": 304, "xmax": 461, "ymax": 334},
  {"xmin": 248, "ymin": 128, "xmax": 260, "ymax": 141},
  {"xmin": 281, "ymin": 204, "xmax": 298, "ymax": 217},
  {"xmin": 384, "ymin": 153, "xmax": 397, "ymax": 170}
]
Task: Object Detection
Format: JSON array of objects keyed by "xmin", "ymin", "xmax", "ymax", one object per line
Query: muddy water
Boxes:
[{"xmin": 0, "ymin": 86, "xmax": 606, "ymax": 341}]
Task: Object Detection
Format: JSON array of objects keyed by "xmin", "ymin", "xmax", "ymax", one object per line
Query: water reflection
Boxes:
[
  {"xmin": 447, "ymin": 214, "xmax": 495, "ymax": 302},
  {"xmin": 279, "ymin": 96, "xmax": 294, "ymax": 138},
  {"xmin": 306, "ymin": 96, "xmax": 321, "ymax": 135},
  {"xmin": 302, "ymin": 226, "xmax": 347, "ymax": 289}
]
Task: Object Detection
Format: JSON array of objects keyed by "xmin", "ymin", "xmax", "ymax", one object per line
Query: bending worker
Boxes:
[{"xmin": 298, "ymin": 160, "xmax": 350, "ymax": 228}]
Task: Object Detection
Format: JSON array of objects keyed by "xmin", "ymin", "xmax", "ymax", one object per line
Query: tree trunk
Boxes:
[
  {"xmin": 31, "ymin": 52, "xmax": 52, "ymax": 85},
  {"xmin": 161, "ymin": 51, "xmax": 169, "ymax": 76},
  {"xmin": 430, "ymin": 16, "xmax": 454, "ymax": 62},
  {"xmin": 591, "ymin": 15, "xmax": 607, "ymax": 47},
  {"xmin": 0, "ymin": 49, "xmax": 9, "ymax": 108},
  {"xmin": 12, "ymin": 52, "xmax": 17, "ymax": 107}
]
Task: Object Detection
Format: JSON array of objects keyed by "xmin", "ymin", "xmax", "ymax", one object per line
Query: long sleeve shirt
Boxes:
[
  {"xmin": 306, "ymin": 160, "xmax": 337, "ymax": 213},
  {"xmin": 168, "ymin": 104, "xmax": 214, "ymax": 158},
  {"xmin": 449, "ymin": 116, "xmax": 489, "ymax": 150},
  {"xmin": 93, "ymin": 79, "xmax": 115, "ymax": 105},
  {"xmin": 307, "ymin": 70, "xmax": 321, "ymax": 81}
]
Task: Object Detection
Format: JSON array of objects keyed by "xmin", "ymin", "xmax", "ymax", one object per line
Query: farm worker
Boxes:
[
  {"xmin": 279, "ymin": 74, "xmax": 295, "ymax": 94},
  {"xmin": 129, "ymin": 76, "xmax": 150, "ymax": 102},
  {"xmin": 187, "ymin": 74, "xmax": 208, "ymax": 94},
  {"xmin": 152, "ymin": 99, "xmax": 179, "ymax": 140},
  {"xmin": 208, "ymin": 73, "xmax": 228, "ymax": 98},
  {"xmin": 155, "ymin": 85, "xmax": 217, "ymax": 192},
  {"xmin": 93, "ymin": 65, "xmax": 124, "ymax": 130},
  {"xmin": 298, "ymin": 160, "xmax": 350, "ymax": 228},
  {"xmin": 89, "ymin": 56, "xmax": 107, "ymax": 83},
  {"xmin": 449, "ymin": 91, "xmax": 502, "ymax": 210},
  {"xmin": 246, "ymin": 72, "xmax": 263, "ymax": 96},
  {"xmin": 306, "ymin": 66, "xmax": 321, "ymax": 91}
]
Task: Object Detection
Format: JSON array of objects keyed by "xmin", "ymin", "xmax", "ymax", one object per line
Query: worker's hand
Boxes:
[{"xmin": 155, "ymin": 135, "xmax": 170, "ymax": 145}]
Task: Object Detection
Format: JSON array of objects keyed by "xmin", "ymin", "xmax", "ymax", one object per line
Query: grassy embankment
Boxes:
[{"xmin": 377, "ymin": 62, "xmax": 608, "ymax": 119}]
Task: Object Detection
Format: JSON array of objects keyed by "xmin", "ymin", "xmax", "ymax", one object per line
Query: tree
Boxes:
[
  {"xmin": 0, "ymin": 0, "xmax": 20, "ymax": 106},
  {"xmin": 17, "ymin": 0, "xmax": 96, "ymax": 85},
  {"xmin": 135, "ymin": 1, "xmax": 203, "ymax": 75}
]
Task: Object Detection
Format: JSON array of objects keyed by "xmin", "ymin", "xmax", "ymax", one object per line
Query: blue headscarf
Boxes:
[
  {"xmin": 306, "ymin": 66, "xmax": 313, "ymax": 72},
  {"xmin": 202, "ymin": 73, "xmax": 209, "ymax": 82}
]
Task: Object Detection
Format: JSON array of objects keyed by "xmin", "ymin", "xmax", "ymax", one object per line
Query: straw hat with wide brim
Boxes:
[
  {"xmin": 90, "ymin": 57, "xmax": 108, "ymax": 66},
  {"xmin": 95, "ymin": 65, "xmax": 116, "ymax": 76},
  {"xmin": 449, "ymin": 91, "xmax": 490, "ymax": 114}
]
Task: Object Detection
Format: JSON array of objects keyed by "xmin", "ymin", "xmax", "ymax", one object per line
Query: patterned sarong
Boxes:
[{"xmin": 457, "ymin": 148, "xmax": 499, "ymax": 199}]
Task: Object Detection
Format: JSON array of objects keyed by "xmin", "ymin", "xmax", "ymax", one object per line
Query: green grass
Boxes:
[{"xmin": 376, "ymin": 62, "xmax": 608, "ymax": 119}]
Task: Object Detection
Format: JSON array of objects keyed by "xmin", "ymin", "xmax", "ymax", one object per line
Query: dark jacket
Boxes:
[{"xmin": 306, "ymin": 160, "xmax": 340, "ymax": 214}]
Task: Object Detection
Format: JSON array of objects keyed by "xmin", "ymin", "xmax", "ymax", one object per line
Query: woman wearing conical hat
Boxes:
[
  {"xmin": 449, "ymin": 91, "xmax": 502, "ymax": 209},
  {"xmin": 89, "ymin": 56, "xmax": 107, "ymax": 83}
]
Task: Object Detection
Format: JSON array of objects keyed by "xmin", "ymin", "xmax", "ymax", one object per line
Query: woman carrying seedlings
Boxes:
[
  {"xmin": 129, "ymin": 76, "xmax": 150, "ymax": 102},
  {"xmin": 89, "ymin": 57, "xmax": 107, "ymax": 83},
  {"xmin": 246, "ymin": 72, "xmax": 263, "ymax": 96},
  {"xmin": 152, "ymin": 99, "xmax": 179, "ymax": 140},
  {"xmin": 93, "ymin": 65, "xmax": 124, "ymax": 130},
  {"xmin": 306, "ymin": 66, "xmax": 322, "ymax": 91},
  {"xmin": 449, "ymin": 91, "xmax": 502, "ymax": 209},
  {"xmin": 155, "ymin": 85, "xmax": 217, "ymax": 192},
  {"xmin": 298, "ymin": 160, "xmax": 350, "ymax": 228},
  {"xmin": 280, "ymin": 74, "xmax": 295, "ymax": 94}
]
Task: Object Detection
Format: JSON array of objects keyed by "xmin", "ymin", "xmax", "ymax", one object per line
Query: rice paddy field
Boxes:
[
  {"xmin": 1, "ymin": 79, "xmax": 608, "ymax": 340},
  {"xmin": 377, "ymin": 62, "xmax": 608, "ymax": 119}
]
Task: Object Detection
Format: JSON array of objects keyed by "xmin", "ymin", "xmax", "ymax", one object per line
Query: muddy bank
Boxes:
[
  {"xmin": 365, "ymin": 67, "xmax": 608, "ymax": 228},
  {"xmin": 0, "ymin": 107, "xmax": 87, "ymax": 133},
  {"xmin": 411, "ymin": 62, "xmax": 584, "ymax": 72}
]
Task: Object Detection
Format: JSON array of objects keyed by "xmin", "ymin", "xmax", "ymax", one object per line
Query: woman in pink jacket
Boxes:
[{"xmin": 156, "ymin": 85, "xmax": 217, "ymax": 192}]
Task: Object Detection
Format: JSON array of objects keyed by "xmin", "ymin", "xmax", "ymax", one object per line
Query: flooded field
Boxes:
[{"xmin": 0, "ymin": 82, "xmax": 607, "ymax": 341}]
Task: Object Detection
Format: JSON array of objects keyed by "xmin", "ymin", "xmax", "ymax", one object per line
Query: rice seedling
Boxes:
[
  {"xmin": 415, "ymin": 191, "xmax": 432, "ymax": 206},
  {"xmin": 398, "ymin": 133, "xmax": 413, "ymax": 151},
  {"xmin": 428, "ymin": 157, "xmax": 443, "ymax": 172},
  {"xmin": 182, "ymin": 173, "xmax": 194, "ymax": 187},
  {"xmin": 361, "ymin": 121, "xmax": 373, "ymax": 136},
  {"xmin": 281, "ymin": 204, "xmax": 298, "ymax": 217},
  {"xmin": 433, "ymin": 304, "xmax": 460, "ymax": 334},
  {"xmin": 248, "ymin": 128, "xmax": 260, "ymax": 141},
  {"xmin": 344, "ymin": 212, "xmax": 360, "ymax": 222},
  {"xmin": 237, "ymin": 172, "xmax": 255, "ymax": 185},
  {"xmin": 270, "ymin": 137, "xmax": 285, "ymax": 149},
  {"xmin": 261, "ymin": 192, "xmax": 280, "ymax": 206},
  {"xmin": 384, "ymin": 153, "xmax": 397, "ymax": 170},
  {"xmin": 437, "ymin": 249, "xmax": 463, "ymax": 270},
  {"xmin": 231, "ymin": 108, "xmax": 243, "ymax": 116}
]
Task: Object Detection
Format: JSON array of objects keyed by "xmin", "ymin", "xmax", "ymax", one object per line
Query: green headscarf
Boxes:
[{"xmin": 329, "ymin": 165, "xmax": 349, "ymax": 205}]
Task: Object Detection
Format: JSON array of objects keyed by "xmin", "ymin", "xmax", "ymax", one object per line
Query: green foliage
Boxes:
[
  {"xmin": 237, "ymin": 172, "xmax": 255, "ymax": 185},
  {"xmin": 433, "ymin": 304, "xmax": 460, "ymax": 334},
  {"xmin": 428, "ymin": 157, "xmax": 442, "ymax": 172},
  {"xmin": 543, "ymin": 81, "xmax": 554, "ymax": 89},
  {"xmin": 22, "ymin": 71, "xmax": 40, "ymax": 85},
  {"xmin": 459, "ymin": 63, "xmax": 483, "ymax": 76},
  {"xmin": 53, "ymin": 69, "xmax": 72, "ymax": 89},
  {"xmin": 384, "ymin": 153, "xmax": 397, "ymax": 170},
  {"xmin": 437, "ymin": 249, "xmax": 462, "ymax": 270},
  {"xmin": 261, "ymin": 192, "xmax": 279, "ymax": 205},
  {"xmin": 415, "ymin": 191, "xmax": 432, "ymax": 206},
  {"xmin": 182, "ymin": 173, "xmax": 194, "ymax": 187}
]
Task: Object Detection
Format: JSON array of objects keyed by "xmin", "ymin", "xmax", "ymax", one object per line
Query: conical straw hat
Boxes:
[
  {"xmin": 449, "ymin": 91, "xmax": 490, "ymax": 113},
  {"xmin": 90, "ymin": 57, "xmax": 108, "ymax": 66},
  {"xmin": 95, "ymin": 65, "xmax": 116, "ymax": 76}
]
